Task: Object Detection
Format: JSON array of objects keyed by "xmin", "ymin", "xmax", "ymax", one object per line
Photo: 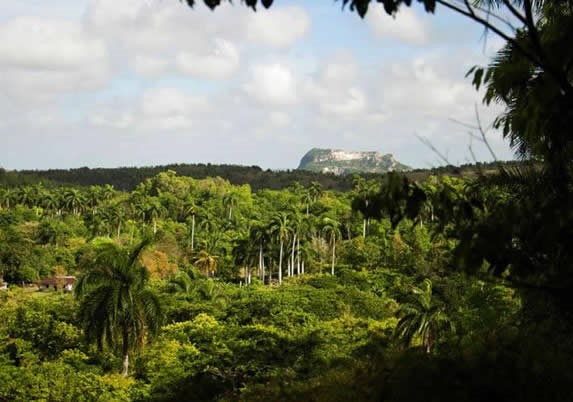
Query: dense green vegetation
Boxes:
[{"xmin": 1, "ymin": 170, "xmax": 572, "ymax": 401}]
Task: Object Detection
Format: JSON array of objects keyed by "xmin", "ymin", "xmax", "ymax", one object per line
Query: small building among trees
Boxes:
[{"xmin": 37, "ymin": 276, "xmax": 76, "ymax": 292}]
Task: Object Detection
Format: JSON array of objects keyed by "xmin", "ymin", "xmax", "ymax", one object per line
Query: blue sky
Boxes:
[{"xmin": 0, "ymin": 0, "xmax": 515, "ymax": 170}]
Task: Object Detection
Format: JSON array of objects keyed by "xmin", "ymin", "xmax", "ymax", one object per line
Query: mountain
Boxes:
[{"xmin": 298, "ymin": 148, "xmax": 411, "ymax": 175}]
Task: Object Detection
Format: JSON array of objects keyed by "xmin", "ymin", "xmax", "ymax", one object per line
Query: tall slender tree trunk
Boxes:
[
  {"xmin": 291, "ymin": 234, "xmax": 296, "ymax": 276},
  {"xmin": 121, "ymin": 327, "xmax": 129, "ymax": 377},
  {"xmin": 153, "ymin": 219, "xmax": 157, "ymax": 235},
  {"xmin": 363, "ymin": 219, "xmax": 367, "ymax": 237},
  {"xmin": 301, "ymin": 261, "xmax": 305, "ymax": 275},
  {"xmin": 191, "ymin": 215, "xmax": 195, "ymax": 251},
  {"xmin": 331, "ymin": 236, "xmax": 336, "ymax": 276},
  {"xmin": 296, "ymin": 237, "xmax": 301, "ymax": 276},
  {"xmin": 259, "ymin": 243, "xmax": 263, "ymax": 278},
  {"xmin": 278, "ymin": 241, "xmax": 283, "ymax": 284}
]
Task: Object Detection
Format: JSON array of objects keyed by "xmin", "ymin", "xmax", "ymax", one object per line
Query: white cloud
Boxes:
[
  {"xmin": 244, "ymin": 63, "xmax": 298, "ymax": 105},
  {"xmin": 246, "ymin": 6, "xmax": 310, "ymax": 48},
  {"xmin": 269, "ymin": 111, "xmax": 291, "ymax": 127},
  {"xmin": 83, "ymin": 0, "xmax": 308, "ymax": 82},
  {"xmin": 320, "ymin": 87, "xmax": 367, "ymax": 117},
  {"xmin": 0, "ymin": 16, "xmax": 110, "ymax": 101},
  {"xmin": 134, "ymin": 54, "xmax": 169, "ymax": 77},
  {"xmin": 91, "ymin": 87, "xmax": 209, "ymax": 131},
  {"xmin": 301, "ymin": 53, "xmax": 373, "ymax": 121},
  {"xmin": 374, "ymin": 56, "xmax": 475, "ymax": 119},
  {"xmin": 367, "ymin": 6, "xmax": 430, "ymax": 46},
  {"xmin": 175, "ymin": 39, "xmax": 239, "ymax": 80}
]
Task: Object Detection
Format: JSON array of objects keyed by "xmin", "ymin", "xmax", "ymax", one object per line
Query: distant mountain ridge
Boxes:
[{"xmin": 298, "ymin": 148, "xmax": 411, "ymax": 175}]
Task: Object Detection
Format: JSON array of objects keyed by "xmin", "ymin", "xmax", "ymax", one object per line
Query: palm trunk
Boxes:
[
  {"xmin": 278, "ymin": 240, "xmax": 283, "ymax": 284},
  {"xmin": 259, "ymin": 243, "xmax": 263, "ymax": 278},
  {"xmin": 262, "ymin": 258, "xmax": 266, "ymax": 284},
  {"xmin": 121, "ymin": 327, "xmax": 129, "ymax": 377},
  {"xmin": 191, "ymin": 215, "xmax": 195, "ymax": 251},
  {"xmin": 296, "ymin": 237, "xmax": 301, "ymax": 275},
  {"xmin": 331, "ymin": 236, "xmax": 336, "ymax": 276},
  {"xmin": 291, "ymin": 234, "xmax": 296, "ymax": 276}
]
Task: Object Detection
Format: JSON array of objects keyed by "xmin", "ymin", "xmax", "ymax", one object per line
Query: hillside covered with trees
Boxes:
[{"xmin": 1, "ymin": 168, "xmax": 572, "ymax": 401}]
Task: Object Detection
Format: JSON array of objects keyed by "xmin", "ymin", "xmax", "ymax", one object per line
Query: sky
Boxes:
[{"xmin": 0, "ymin": 0, "xmax": 516, "ymax": 171}]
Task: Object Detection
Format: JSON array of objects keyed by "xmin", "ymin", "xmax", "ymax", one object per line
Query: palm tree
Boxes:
[
  {"xmin": 86, "ymin": 186, "xmax": 103, "ymax": 215},
  {"xmin": 302, "ymin": 190, "xmax": 313, "ymax": 215},
  {"xmin": 269, "ymin": 212, "xmax": 290, "ymax": 284},
  {"xmin": 233, "ymin": 237, "xmax": 258, "ymax": 284},
  {"xmin": 351, "ymin": 178, "xmax": 380, "ymax": 237},
  {"xmin": 108, "ymin": 204, "xmax": 126, "ymax": 239},
  {"xmin": 63, "ymin": 188, "xmax": 85, "ymax": 215},
  {"xmin": 222, "ymin": 191, "xmax": 240, "ymax": 220},
  {"xmin": 394, "ymin": 279, "xmax": 454, "ymax": 354},
  {"xmin": 289, "ymin": 211, "xmax": 304, "ymax": 276},
  {"xmin": 250, "ymin": 222, "xmax": 270, "ymax": 283},
  {"xmin": 18, "ymin": 186, "xmax": 38, "ymax": 209},
  {"xmin": 194, "ymin": 249, "xmax": 219, "ymax": 278},
  {"xmin": 309, "ymin": 181, "xmax": 322, "ymax": 203},
  {"xmin": 322, "ymin": 218, "xmax": 341, "ymax": 276},
  {"xmin": 41, "ymin": 192, "xmax": 60, "ymax": 217},
  {"xmin": 181, "ymin": 197, "xmax": 197, "ymax": 251},
  {"xmin": 145, "ymin": 199, "xmax": 165, "ymax": 234},
  {"xmin": 167, "ymin": 270, "xmax": 195, "ymax": 295},
  {"xmin": 75, "ymin": 238, "xmax": 163, "ymax": 376},
  {"xmin": 0, "ymin": 188, "xmax": 15, "ymax": 209},
  {"xmin": 195, "ymin": 279, "xmax": 230, "ymax": 308},
  {"xmin": 101, "ymin": 184, "xmax": 116, "ymax": 203}
]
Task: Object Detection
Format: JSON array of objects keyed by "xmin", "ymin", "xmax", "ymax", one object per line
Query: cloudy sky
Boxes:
[{"xmin": 0, "ymin": 0, "xmax": 515, "ymax": 171}]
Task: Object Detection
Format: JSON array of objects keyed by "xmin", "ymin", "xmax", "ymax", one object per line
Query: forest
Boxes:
[
  {"xmin": 2, "ymin": 0, "xmax": 573, "ymax": 400},
  {"xmin": 0, "ymin": 160, "xmax": 514, "ymax": 192},
  {"xmin": 1, "ymin": 167, "xmax": 572, "ymax": 401}
]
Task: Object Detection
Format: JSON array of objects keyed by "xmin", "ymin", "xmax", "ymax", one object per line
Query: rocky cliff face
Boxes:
[{"xmin": 298, "ymin": 148, "xmax": 410, "ymax": 175}]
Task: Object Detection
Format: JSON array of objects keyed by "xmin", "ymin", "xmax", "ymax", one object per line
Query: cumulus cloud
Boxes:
[
  {"xmin": 320, "ymin": 87, "xmax": 367, "ymax": 117},
  {"xmin": 0, "ymin": 16, "xmax": 110, "ymax": 101},
  {"xmin": 367, "ymin": 6, "xmax": 431, "ymax": 45},
  {"xmin": 372, "ymin": 55, "xmax": 478, "ymax": 121},
  {"xmin": 91, "ymin": 87, "xmax": 209, "ymax": 131},
  {"xmin": 244, "ymin": 63, "xmax": 298, "ymax": 106},
  {"xmin": 83, "ymin": 0, "xmax": 308, "ymax": 81},
  {"xmin": 175, "ymin": 39, "xmax": 240, "ymax": 80},
  {"xmin": 246, "ymin": 6, "xmax": 310, "ymax": 48}
]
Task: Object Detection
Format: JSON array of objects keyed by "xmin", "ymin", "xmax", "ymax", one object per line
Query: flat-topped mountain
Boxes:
[{"xmin": 298, "ymin": 148, "xmax": 411, "ymax": 175}]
